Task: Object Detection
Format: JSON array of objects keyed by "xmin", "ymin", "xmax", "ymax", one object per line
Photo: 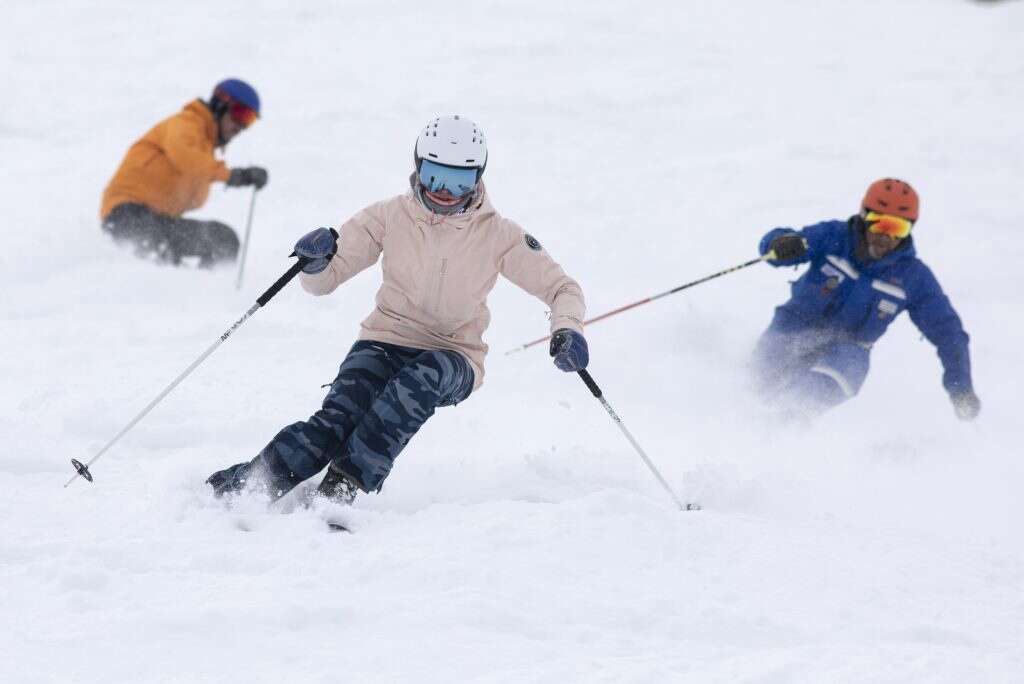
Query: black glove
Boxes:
[
  {"xmin": 549, "ymin": 329, "xmax": 589, "ymax": 372},
  {"xmin": 227, "ymin": 166, "xmax": 269, "ymax": 189},
  {"xmin": 768, "ymin": 234, "xmax": 808, "ymax": 261},
  {"xmin": 950, "ymin": 390, "xmax": 981, "ymax": 421},
  {"xmin": 294, "ymin": 227, "xmax": 339, "ymax": 274}
]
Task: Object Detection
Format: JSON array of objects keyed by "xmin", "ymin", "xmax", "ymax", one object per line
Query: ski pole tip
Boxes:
[{"xmin": 70, "ymin": 459, "xmax": 94, "ymax": 484}]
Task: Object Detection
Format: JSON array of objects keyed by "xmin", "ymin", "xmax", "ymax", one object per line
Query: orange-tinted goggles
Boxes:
[
  {"xmin": 229, "ymin": 102, "xmax": 258, "ymax": 128},
  {"xmin": 865, "ymin": 211, "xmax": 913, "ymax": 239}
]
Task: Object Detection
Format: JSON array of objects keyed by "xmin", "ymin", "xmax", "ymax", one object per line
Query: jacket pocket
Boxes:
[{"xmin": 856, "ymin": 281, "xmax": 906, "ymax": 341}]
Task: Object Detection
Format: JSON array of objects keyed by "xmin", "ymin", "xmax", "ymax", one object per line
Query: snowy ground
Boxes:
[{"xmin": 2, "ymin": 1, "xmax": 1023, "ymax": 682}]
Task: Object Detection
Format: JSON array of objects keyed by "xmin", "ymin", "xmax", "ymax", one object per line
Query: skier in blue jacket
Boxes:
[{"xmin": 753, "ymin": 178, "xmax": 980, "ymax": 419}]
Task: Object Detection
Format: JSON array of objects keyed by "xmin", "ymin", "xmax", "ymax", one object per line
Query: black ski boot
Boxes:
[
  {"xmin": 206, "ymin": 462, "xmax": 251, "ymax": 497},
  {"xmin": 316, "ymin": 464, "xmax": 359, "ymax": 505}
]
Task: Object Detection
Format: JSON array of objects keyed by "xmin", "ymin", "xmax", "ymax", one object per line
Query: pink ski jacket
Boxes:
[{"xmin": 300, "ymin": 185, "xmax": 586, "ymax": 391}]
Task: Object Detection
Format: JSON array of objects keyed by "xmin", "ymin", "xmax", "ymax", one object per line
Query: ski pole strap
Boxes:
[{"xmin": 577, "ymin": 369, "xmax": 602, "ymax": 398}]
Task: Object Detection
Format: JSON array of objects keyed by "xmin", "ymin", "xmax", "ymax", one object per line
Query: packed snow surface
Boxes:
[{"xmin": 2, "ymin": 1, "xmax": 1023, "ymax": 681}]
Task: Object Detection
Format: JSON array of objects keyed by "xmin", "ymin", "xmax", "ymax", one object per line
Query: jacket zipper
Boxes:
[
  {"xmin": 419, "ymin": 221, "xmax": 448, "ymax": 325},
  {"xmin": 433, "ymin": 256, "xmax": 448, "ymax": 326}
]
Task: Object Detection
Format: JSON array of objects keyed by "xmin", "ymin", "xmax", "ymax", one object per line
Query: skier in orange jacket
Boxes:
[{"xmin": 100, "ymin": 78, "xmax": 267, "ymax": 266}]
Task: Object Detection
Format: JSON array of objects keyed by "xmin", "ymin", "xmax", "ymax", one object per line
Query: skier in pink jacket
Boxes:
[{"xmin": 207, "ymin": 115, "xmax": 588, "ymax": 503}]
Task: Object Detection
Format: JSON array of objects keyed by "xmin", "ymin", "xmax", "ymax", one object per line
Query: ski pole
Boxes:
[
  {"xmin": 65, "ymin": 246, "xmax": 319, "ymax": 489},
  {"xmin": 575, "ymin": 369, "xmax": 697, "ymax": 511},
  {"xmin": 506, "ymin": 251, "xmax": 776, "ymax": 356},
  {"xmin": 235, "ymin": 188, "xmax": 259, "ymax": 290}
]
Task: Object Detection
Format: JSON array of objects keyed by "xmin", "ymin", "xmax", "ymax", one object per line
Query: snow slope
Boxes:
[{"xmin": 2, "ymin": 1, "xmax": 1023, "ymax": 681}]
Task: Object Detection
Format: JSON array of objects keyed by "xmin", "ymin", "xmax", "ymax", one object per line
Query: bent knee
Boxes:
[
  {"xmin": 409, "ymin": 350, "xmax": 473, "ymax": 404},
  {"xmin": 808, "ymin": 364, "xmax": 857, "ymax": 399},
  {"xmin": 212, "ymin": 222, "xmax": 240, "ymax": 252}
]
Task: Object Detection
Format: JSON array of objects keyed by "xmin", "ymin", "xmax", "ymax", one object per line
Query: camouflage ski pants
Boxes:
[{"xmin": 207, "ymin": 340, "xmax": 474, "ymax": 497}]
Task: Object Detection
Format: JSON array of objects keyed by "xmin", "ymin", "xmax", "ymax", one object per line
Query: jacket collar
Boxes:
[
  {"xmin": 847, "ymin": 215, "xmax": 916, "ymax": 269},
  {"xmin": 184, "ymin": 99, "xmax": 219, "ymax": 148},
  {"xmin": 404, "ymin": 179, "xmax": 496, "ymax": 228}
]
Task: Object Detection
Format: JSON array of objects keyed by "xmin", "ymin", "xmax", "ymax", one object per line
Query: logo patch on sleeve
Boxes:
[{"xmin": 524, "ymin": 233, "xmax": 542, "ymax": 251}]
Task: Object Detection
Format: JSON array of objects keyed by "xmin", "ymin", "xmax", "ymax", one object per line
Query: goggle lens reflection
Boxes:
[
  {"xmin": 865, "ymin": 211, "xmax": 913, "ymax": 239},
  {"xmin": 418, "ymin": 159, "xmax": 479, "ymax": 198}
]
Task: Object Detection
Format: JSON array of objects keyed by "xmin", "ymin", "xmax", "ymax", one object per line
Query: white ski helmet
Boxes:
[{"xmin": 415, "ymin": 115, "xmax": 487, "ymax": 172}]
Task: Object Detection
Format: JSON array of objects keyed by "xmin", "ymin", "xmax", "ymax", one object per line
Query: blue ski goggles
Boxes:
[{"xmin": 418, "ymin": 159, "xmax": 479, "ymax": 198}]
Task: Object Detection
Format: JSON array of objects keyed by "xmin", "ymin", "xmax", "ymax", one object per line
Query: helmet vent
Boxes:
[
  {"xmin": 862, "ymin": 178, "xmax": 919, "ymax": 222},
  {"xmin": 415, "ymin": 114, "xmax": 487, "ymax": 173}
]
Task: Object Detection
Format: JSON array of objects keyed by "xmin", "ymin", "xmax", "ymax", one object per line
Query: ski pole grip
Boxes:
[
  {"xmin": 577, "ymin": 369, "xmax": 602, "ymax": 398},
  {"xmin": 257, "ymin": 257, "xmax": 311, "ymax": 307},
  {"xmin": 257, "ymin": 230, "xmax": 336, "ymax": 306}
]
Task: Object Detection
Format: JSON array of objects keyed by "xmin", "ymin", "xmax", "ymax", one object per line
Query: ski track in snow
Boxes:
[{"xmin": 2, "ymin": 1, "xmax": 1023, "ymax": 682}]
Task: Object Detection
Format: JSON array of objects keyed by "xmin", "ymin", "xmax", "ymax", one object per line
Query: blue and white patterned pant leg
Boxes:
[
  {"xmin": 332, "ymin": 348, "xmax": 474, "ymax": 492},
  {"xmin": 206, "ymin": 341, "xmax": 401, "ymax": 497},
  {"xmin": 206, "ymin": 342, "xmax": 474, "ymax": 498}
]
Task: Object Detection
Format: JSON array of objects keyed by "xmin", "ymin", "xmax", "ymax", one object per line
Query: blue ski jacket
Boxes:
[{"xmin": 760, "ymin": 217, "xmax": 973, "ymax": 394}]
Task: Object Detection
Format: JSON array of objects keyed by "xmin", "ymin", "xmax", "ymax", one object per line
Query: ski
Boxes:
[{"xmin": 232, "ymin": 517, "xmax": 351, "ymax": 533}]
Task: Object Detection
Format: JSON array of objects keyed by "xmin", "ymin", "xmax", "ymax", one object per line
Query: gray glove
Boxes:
[
  {"xmin": 950, "ymin": 390, "xmax": 981, "ymax": 421},
  {"xmin": 227, "ymin": 166, "xmax": 269, "ymax": 189}
]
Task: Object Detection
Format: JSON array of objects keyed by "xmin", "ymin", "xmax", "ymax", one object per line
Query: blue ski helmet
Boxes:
[{"xmin": 212, "ymin": 78, "xmax": 260, "ymax": 116}]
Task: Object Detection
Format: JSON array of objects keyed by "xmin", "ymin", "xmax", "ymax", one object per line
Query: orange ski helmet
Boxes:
[{"xmin": 862, "ymin": 178, "xmax": 919, "ymax": 222}]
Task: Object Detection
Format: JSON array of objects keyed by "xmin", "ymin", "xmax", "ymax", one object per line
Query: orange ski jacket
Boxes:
[{"xmin": 100, "ymin": 100, "xmax": 230, "ymax": 219}]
